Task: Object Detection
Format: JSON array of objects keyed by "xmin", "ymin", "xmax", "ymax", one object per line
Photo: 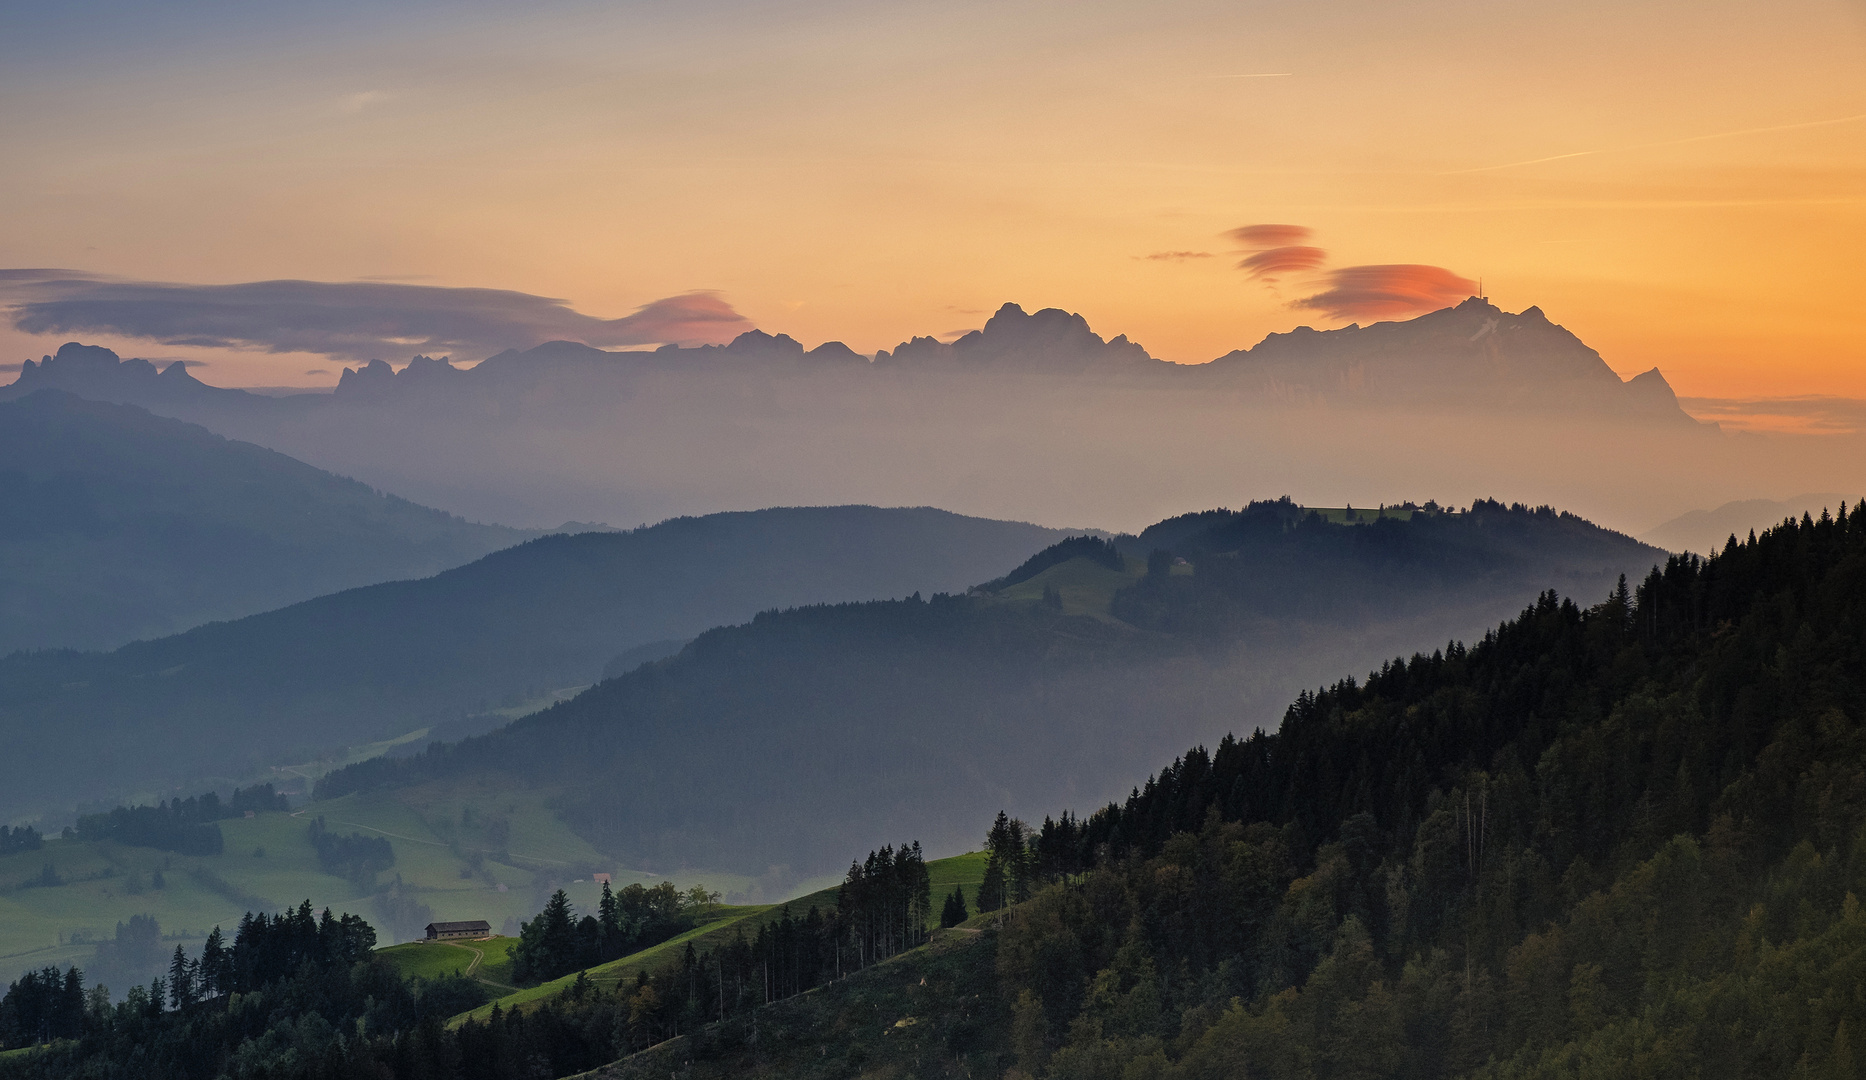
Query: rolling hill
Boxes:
[
  {"xmin": 1641, "ymin": 492, "xmax": 1862, "ymax": 554},
  {"xmin": 0, "ymin": 506, "xmax": 1080, "ymax": 824},
  {"xmin": 318, "ymin": 499, "xmax": 1664, "ymax": 879},
  {"xmin": 0, "ymin": 390, "xmax": 536, "ymax": 653},
  {"xmin": 12, "ymin": 504, "xmax": 1855, "ymax": 1080}
]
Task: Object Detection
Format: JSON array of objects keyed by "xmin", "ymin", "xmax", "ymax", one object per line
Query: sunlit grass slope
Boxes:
[{"xmin": 455, "ymin": 851, "xmax": 989, "ymax": 1025}]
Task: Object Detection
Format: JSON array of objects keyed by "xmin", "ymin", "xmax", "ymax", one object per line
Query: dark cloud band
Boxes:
[{"xmin": 0, "ymin": 273, "xmax": 753, "ymax": 361}]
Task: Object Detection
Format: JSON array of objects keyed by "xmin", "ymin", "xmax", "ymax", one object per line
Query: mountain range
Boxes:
[{"xmin": 5, "ymin": 298, "xmax": 1806, "ymax": 537}]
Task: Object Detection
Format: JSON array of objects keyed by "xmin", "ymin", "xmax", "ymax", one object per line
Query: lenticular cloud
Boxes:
[
  {"xmin": 1295, "ymin": 264, "xmax": 1477, "ymax": 320},
  {"xmin": 0, "ymin": 272, "xmax": 754, "ymax": 361},
  {"xmin": 1226, "ymin": 224, "xmax": 1315, "ymax": 248}
]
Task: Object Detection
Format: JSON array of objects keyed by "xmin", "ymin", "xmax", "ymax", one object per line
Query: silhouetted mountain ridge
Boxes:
[
  {"xmin": 1207, "ymin": 296, "xmax": 1695, "ymax": 418},
  {"xmin": 0, "ymin": 389, "xmax": 535, "ymax": 653},
  {"xmin": 0, "ymin": 506, "xmax": 1080, "ymax": 821},
  {"xmin": 313, "ymin": 499, "xmax": 1663, "ymax": 875}
]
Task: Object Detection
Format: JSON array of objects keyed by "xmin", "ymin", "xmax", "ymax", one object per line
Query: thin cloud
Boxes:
[
  {"xmin": 1449, "ymin": 112, "xmax": 1866, "ymax": 174},
  {"xmin": 1295, "ymin": 265, "xmax": 1476, "ymax": 320},
  {"xmin": 1678, "ymin": 395, "xmax": 1866, "ymax": 435},
  {"xmin": 1142, "ymin": 251, "xmax": 1215, "ymax": 261},
  {"xmin": 1237, "ymin": 245, "xmax": 1326, "ymax": 281},
  {"xmin": 339, "ymin": 91, "xmax": 389, "ymax": 114},
  {"xmin": 0, "ymin": 273, "xmax": 754, "ymax": 361}
]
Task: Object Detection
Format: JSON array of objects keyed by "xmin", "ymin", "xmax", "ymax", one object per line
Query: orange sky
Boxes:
[{"xmin": 1, "ymin": 0, "xmax": 1862, "ymax": 399}]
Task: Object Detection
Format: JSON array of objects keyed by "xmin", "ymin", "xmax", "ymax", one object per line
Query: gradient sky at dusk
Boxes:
[{"xmin": 1, "ymin": 0, "xmax": 1862, "ymax": 402}]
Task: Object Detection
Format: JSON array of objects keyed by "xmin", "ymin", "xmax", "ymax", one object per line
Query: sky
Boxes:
[{"xmin": 1, "ymin": 0, "xmax": 1863, "ymax": 406}]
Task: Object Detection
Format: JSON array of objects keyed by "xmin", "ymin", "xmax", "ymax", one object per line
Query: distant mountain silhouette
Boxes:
[
  {"xmin": 0, "ymin": 341, "xmax": 263, "ymax": 410},
  {"xmin": 0, "ymin": 390, "xmax": 533, "ymax": 653},
  {"xmin": 872, "ymin": 302, "xmax": 1162, "ymax": 373},
  {"xmin": 1205, "ymin": 297, "xmax": 1697, "ymax": 419},
  {"xmin": 6, "ymin": 299, "xmax": 1686, "ymax": 418},
  {"xmin": 0, "ymin": 505, "xmax": 1080, "ymax": 821},
  {"xmin": 0, "ymin": 299, "xmax": 1736, "ymax": 532},
  {"xmin": 1642, "ymin": 493, "xmax": 1862, "ymax": 554}
]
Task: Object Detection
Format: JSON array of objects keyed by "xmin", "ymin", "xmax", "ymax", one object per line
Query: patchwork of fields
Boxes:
[{"xmin": 0, "ymin": 783, "xmax": 793, "ymax": 989}]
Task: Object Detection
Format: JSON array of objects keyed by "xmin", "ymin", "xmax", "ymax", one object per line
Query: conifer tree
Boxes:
[
  {"xmin": 940, "ymin": 886, "xmax": 968, "ymax": 928},
  {"xmin": 167, "ymin": 946, "xmax": 194, "ymax": 1010}
]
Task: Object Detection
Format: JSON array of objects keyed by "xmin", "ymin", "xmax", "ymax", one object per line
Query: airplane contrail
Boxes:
[{"xmin": 1448, "ymin": 112, "xmax": 1866, "ymax": 174}]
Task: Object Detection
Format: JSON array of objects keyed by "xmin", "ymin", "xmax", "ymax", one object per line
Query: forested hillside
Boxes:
[
  {"xmin": 319, "ymin": 500, "xmax": 1661, "ymax": 877},
  {"xmin": 5, "ymin": 507, "xmax": 1856, "ymax": 1080},
  {"xmin": 0, "ymin": 390, "xmax": 534, "ymax": 653},
  {"xmin": 593, "ymin": 501, "xmax": 1866, "ymax": 1080},
  {"xmin": 0, "ymin": 505, "xmax": 1076, "ymax": 823}
]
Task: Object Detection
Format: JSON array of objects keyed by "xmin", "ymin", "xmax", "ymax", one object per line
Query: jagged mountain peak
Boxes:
[
  {"xmin": 875, "ymin": 301, "xmax": 1160, "ymax": 371},
  {"xmin": 0, "ymin": 341, "xmax": 233, "ymax": 405},
  {"xmin": 1209, "ymin": 298, "xmax": 1698, "ymax": 422}
]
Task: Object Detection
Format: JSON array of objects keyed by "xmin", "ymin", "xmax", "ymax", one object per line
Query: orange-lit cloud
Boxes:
[
  {"xmin": 1, "ymin": 274, "xmax": 753, "ymax": 361},
  {"xmin": 1237, "ymin": 246, "xmax": 1328, "ymax": 281},
  {"xmin": 1143, "ymin": 251, "xmax": 1215, "ymax": 261},
  {"xmin": 1295, "ymin": 265, "xmax": 1477, "ymax": 321}
]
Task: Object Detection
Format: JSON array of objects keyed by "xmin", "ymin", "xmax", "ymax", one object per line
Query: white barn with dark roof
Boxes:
[{"xmin": 425, "ymin": 920, "xmax": 491, "ymax": 941}]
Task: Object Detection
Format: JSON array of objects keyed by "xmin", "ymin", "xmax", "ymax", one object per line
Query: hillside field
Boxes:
[
  {"xmin": 0, "ymin": 783, "xmax": 775, "ymax": 989},
  {"xmin": 453, "ymin": 850, "xmax": 989, "ymax": 1025}
]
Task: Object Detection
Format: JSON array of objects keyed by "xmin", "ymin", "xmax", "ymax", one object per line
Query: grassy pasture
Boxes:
[
  {"xmin": 1303, "ymin": 505, "xmax": 1422, "ymax": 524},
  {"xmin": 0, "ymin": 782, "xmax": 767, "ymax": 988},
  {"xmin": 377, "ymin": 936, "xmax": 519, "ymax": 987},
  {"xmin": 454, "ymin": 851, "xmax": 990, "ymax": 1025},
  {"xmin": 995, "ymin": 555, "xmax": 1143, "ymax": 617}
]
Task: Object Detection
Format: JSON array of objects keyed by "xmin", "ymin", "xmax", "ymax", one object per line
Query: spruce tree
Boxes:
[
  {"xmin": 940, "ymin": 886, "xmax": 968, "ymax": 928},
  {"xmin": 198, "ymin": 927, "xmax": 225, "ymax": 998},
  {"xmin": 167, "ymin": 946, "xmax": 194, "ymax": 1009},
  {"xmin": 978, "ymin": 855, "xmax": 1006, "ymax": 913}
]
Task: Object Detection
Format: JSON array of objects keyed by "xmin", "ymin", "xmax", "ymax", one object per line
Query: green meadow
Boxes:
[
  {"xmin": 1304, "ymin": 504, "xmax": 1422, "ymax": 524},
  {"xmin": 0, "ymin": 782, "xmax": 764, "ymax": 989},
  {"xmin": 452, "ymin": 850, "xmax": 988, "ymax": 1024},
  {"xmin": 377, "ymin": 936, "xmax": 519, "ymax": 988}
]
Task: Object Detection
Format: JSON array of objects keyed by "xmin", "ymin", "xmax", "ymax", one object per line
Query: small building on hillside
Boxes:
[{"xmin": 425, "ymin": 920, "xmax": 491, "ymax": 941}]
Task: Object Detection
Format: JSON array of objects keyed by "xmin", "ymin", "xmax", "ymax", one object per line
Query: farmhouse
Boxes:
[{"xmin": 425, "ymin": 920, "xmax": 491, "ymax": 941}]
